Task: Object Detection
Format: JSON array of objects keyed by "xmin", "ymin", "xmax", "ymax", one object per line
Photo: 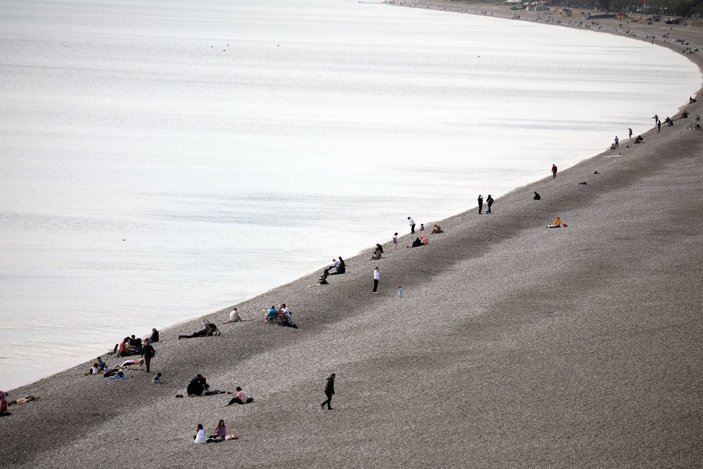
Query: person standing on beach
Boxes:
[
  {"xmin": 628, "ymin": 128, "xmax": 633, "ymax": 139},
  {"xmin": 486, "ymin": 195, "xmax": 494, "ymax": 214},
  {"xmin": 551, "ymin": 164, "xmax": 558, "ymax": 178},
  {"xmin": 373, "ymin": 267, "xmax": 380, "ymax": 293},
  {"xmin": 478, "ymin": 195, "xmax": 483, "ymax": 214},
  {"xmin": 142, "ymin": 339, "xmax": 156, "ymax": 373},
  {"xmin": 320, "ymin": 373, "xmax": 335, "ymax": 410},
  {"xmin": 392, "ymin": 232, "xmax": 398, "ymax": 249},
  {"xmin": 408, "ymin": 216, "xmax": 415, "ymax": 234},
  {"xmin": 657, "ymin": 120, "xmax": 661, "ymax": 133}
]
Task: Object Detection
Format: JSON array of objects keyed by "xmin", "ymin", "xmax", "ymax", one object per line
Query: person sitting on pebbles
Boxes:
[
  {"xmin": 407, "ymin": 237, "xmax": 423, "ymax": 248},
  {"xmin": 226, "ymin": 386, "xmax": 254, "ymax": 405},
  {"xmin": 265, "ymin": 305, "xmax": 279, "ymax": 323},
  {"xmin": 430, "ymin": 224, "xmax": 444, "ymax": 234},
  {"xmin": 548, "ymin": 217, "xmax": 567, "ymax": 228}
]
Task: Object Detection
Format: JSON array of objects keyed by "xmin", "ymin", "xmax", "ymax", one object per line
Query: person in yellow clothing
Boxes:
[{"xmin": 548, "ymin": 217, "xmax": 561, "ymax": 228}]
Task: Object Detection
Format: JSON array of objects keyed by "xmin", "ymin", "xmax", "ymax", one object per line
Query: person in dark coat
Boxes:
[
  {"xmin": 149, "ymin": 328, "xmax": 159, "ymax": 343},
  {"xmin": 187, "ymin": 374, "xmax": 209, "ymax": 396},
  {"xmin": 142, "ymin": 339, "xmax": 156, "ymax": 373},
  {"xmin": 486, "ymin": 194, "xmax": 494, "ymax": 214},
  {"xmin": 477, "ymin": 194, "xmax": 483, "ymax": 214},
  {"xmin": 320, "ymin": 373, "xmax": 336, "ymax": 410}
]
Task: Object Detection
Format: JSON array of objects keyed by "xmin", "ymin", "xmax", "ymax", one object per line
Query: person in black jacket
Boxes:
[
  {"xmin": 320, "ymin": 373, "xmax": 336, "ymax": 410},
  {"xmin": 149, "ymin": 328, "xmax": 159, "ymax": 343},
  {"xmin": 187, "ymin": 374, "xmax": 209, "ymax": 396},
  {"xmin": 142, "ymin": 339, "xmax": 156, "ymax": 373}
]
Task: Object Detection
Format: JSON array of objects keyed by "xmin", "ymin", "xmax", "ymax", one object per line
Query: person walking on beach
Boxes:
[
  {"xmin": 320, "ymin": 373, "xmax": 336, "ymax": 410},
  {"xmin": 628, "ymin": 128, "xmax": 633, "ymax": 139},
  {"xmin": 551, "ymin": 164, "xmax": 558, "ymax": 178},
  {"xmin": 486, "ymin": 195, "xmax": 494, "ymax": 214},
  {"xmin": 373, "ymin": 267, "xmax": 380, "ymax": 293},
  {"xmin": 477, "ymin": 195, "xmax": 483, "ymax": 214},
  {"xmin": 142, "ymin": 339, "xmax": 156, "ymax": 373},
  {"xmin": 392, "ymin": 232, "xmax": 398, "ymax": 249},
  {"xmin": 408, "ymin": 216, "xmax": 415, "ymax": 234}
]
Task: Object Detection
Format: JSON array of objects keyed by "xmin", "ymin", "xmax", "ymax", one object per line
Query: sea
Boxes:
[{"xmin": 0, "ymin": 0, "xmax": 700, "ymax": 390}]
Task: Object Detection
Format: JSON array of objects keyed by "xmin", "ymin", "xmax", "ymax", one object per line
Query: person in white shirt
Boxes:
[
  {"xmin": 225, "ymin": 308, "xmax": 241, "ymax": 324},
  {"xmin": 407, "ymin": 216, "xmax": 415, "ymax": 234},
  {"xmin": 373, "ymin": 267, "xmax": 380, "ymax": 293},
  {"xmin": 193, "ymin": 424, "xmax": 207, "ymax": 444}
]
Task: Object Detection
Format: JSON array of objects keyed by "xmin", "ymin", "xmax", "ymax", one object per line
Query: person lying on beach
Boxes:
[
  {"xmin": 120, "ymin": 357, "xmax": 144, "ymax": 368},
  {"xmin": 430, "ymin": 224, "xmax": 444, "ymax": 234},
  {"xmin": 187, "ymin": 374, "xmax": 210, "ymax": 396},
  {"xmin": 103, "ymin": 367, "xmax": 120, "ymax": 378},
  {"xmin": 226, "ymin": 386, "xmax": 254, "ymax": 405},
  {"xmin": 407, "ymin": 237, "xmax": 423, "ymax": 248},
  {"xmin": 178, "ymin": 322, "xmax": 219, "ymax": 339},
  {"xmin": 6, "ymin": 395, "xmax": 38, "ymax": 406},
  {"xmin": 108, "ymin": 371, "xmax": 128, "ymax": 381}
]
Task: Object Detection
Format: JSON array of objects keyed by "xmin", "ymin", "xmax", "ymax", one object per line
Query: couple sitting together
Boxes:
[
  {"xmin": 407, "ymin": 234, "xmax": 430, "ymax": 248},
  {"xmin": 265, "ymin": 303, "xmax": 297, "ymax": 328}
]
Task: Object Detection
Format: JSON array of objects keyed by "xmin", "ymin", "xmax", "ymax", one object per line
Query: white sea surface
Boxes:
[{"xmin": 0, "ymin": 0, "xmax": 699, "ymax": 390}]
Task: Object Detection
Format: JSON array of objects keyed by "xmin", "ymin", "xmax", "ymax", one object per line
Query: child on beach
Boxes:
[{"xmin": 392, "ymin": 233, "xmax": 398, "ymax": 249}]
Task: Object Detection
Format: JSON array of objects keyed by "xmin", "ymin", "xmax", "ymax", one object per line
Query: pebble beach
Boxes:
[{"xmin": 1, "ymin": 2, "xmax": 702, "ymax": 467}]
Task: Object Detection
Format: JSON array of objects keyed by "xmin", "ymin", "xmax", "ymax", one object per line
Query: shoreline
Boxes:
[{"xmin": 2, "ymin": 3, "xmax": 702, "ymax": 467}]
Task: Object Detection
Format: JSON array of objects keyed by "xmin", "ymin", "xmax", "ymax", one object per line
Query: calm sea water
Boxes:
[{"xmin": 0, "ymin": 0, "xmax": 699, "ymax": 389}]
